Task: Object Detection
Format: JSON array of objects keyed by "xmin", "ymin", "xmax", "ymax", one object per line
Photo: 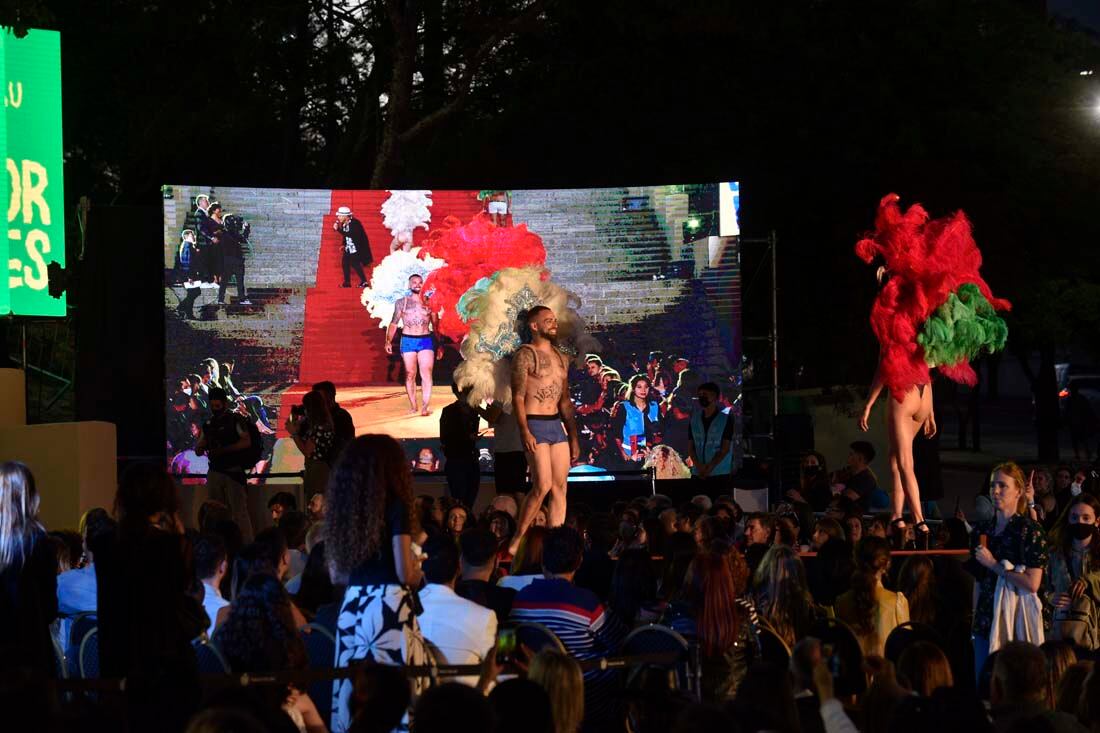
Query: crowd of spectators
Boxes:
[{"xmin": 3, "ymin": 444, "xmax": 1100, "ymax": 733}]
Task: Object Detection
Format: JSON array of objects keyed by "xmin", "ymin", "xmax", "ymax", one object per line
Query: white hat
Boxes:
[{"xmin": 336, "ymin": 206, "xmax": 352, "ymax": 216}]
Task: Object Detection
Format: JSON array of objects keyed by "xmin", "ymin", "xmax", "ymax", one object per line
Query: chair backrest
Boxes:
[
  {"xmin": 507, "ymin": 622, "xmax": 567, "ymax": 655},
  {"xmin": 52, "ymin": 636, "xmax": 68, "ymax": 679},
  {"xmin": 301, "ymin": 622, "xmax": 336, "ymax": 668},
  {"xmin": 884, "ymin": 620, "xmax": 945, "ymax": 664},
  {"xmin": 756, "ymin": 620, "xmax": 792, "ymax": 666},
  {"xmin": 621, "ymin": 624, "xmax": 690, "ymax": 659},
  {"xmin": 78, "ymin": 627, "xmax": 100, "ymax": 679},
  {"xmin": 301, "ymin": 623, "xmax": 336, "ymax": 732},
  {"xmin": 193, "ymin": 638, "xmax": 231, "ymax": 674},
  {"xmin": 69, "ymin": 612, "xmax": 98, "ymax": 650},
  {"xmin": 621, "ymin": 624, "xmax": 694, "ymax": 696},
  {"xmin": 807, "ymin": 616, "xmax": 866, "ymax": 697}
]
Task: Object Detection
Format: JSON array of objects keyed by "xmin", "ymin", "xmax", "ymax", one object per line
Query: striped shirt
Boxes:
[{"xmin": 510, "ymin": 577, "xmax": 628, "ymax": 726}]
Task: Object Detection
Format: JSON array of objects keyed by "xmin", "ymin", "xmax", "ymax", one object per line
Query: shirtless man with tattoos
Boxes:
[
  {"xmin": 508, "ymin": 306, "xmax": 580, "ymax": 555},
  {"xmin": 386, "ymin": 274, "xmax": 444, "ymax": 416}
]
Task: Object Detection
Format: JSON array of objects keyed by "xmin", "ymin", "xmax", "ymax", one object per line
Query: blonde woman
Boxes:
[
  {"xmin": 643, "ymin": 444, "xmax": 691, "ymax": 479},
  {"xmin": 529, "ymin": 650, "xmax": 585, "ymax": 733},
  {"xmin": 0, "ymin": 462, "xmax": 57, "ymax": 678}
]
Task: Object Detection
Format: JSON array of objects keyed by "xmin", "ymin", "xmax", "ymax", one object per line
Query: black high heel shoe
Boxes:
[
  {"xmin": 890, "ymin": 517, "xmax": 908, "ymax": 551},
  {"xmin": 913, "ymin": 521, "xmax": 932, "ymax": 551}
]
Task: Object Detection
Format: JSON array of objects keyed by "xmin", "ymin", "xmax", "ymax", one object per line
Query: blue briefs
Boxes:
[
  {"xmin": 528, "ymin": 413, "xmax": 567, "ymax": 446},
  {"xmin": 400, "ymin": 334, "xmax": 434, "ymax": 354}
]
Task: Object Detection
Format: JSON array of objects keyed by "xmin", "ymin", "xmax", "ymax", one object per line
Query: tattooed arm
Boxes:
[
  {"xmin": 558, "ymin": 354, "xmax": 580, "ymax": 462},
  {"xmin": 385, "ymin": 299, "xmax": 403, "ymax": 355},
  {"xmin": 512, "ymin": 347, "xmax": 537, "ymax": 453}
]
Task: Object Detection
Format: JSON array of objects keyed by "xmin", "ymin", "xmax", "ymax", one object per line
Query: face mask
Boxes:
[
  {"xmin": 1070, "ymin": 523, "xmax": 1096, "ymax": 541},
  {"xmin": 803, "ymin": 465, "xmax": 822, "ymax": 476},
  {"xmin": 1070, "ymin": 482, "xmax": 1083, "ymax": 497},
  {"xmin": 698, "ymin": 396, "xmax": 711, "ymax": 408}
]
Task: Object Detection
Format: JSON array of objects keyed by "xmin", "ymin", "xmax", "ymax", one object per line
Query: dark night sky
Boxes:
[{"xmin": 1050, "ymin": 0, "xmax": 1100, "ymax": 32}]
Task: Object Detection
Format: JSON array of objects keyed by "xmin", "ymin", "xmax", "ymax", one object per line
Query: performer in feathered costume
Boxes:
[
  {"xmin": 417, "ymin": 214, "xmax": 547, "ymax": 341},
  {"xmin": 381, "ymin": 189, "xmax": 433, "ymax": 252},
  {"xmin": 361, "ymin": 189, "xmax": 444, "ymax": 326},
  {"xmin": 453, "ymin": 265, "xmax": 599, "ymax": 552},
  {"xmin": 856, "ymin": 194, "xmax": 1010, "ymax": 541}
]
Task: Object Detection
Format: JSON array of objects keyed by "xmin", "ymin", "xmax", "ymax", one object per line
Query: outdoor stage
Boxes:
[{"xmin": 277, "ymin": 385, "xmax": 489, "ymax": 441}]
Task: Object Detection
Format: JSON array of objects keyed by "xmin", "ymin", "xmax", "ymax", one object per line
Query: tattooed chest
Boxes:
[{"xmin": 531, "ymin": 382, "xmax": 562, "ymax": 404}]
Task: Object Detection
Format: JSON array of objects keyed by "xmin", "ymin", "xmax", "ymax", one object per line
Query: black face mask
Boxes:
[
  {"xmin": 1070, "ymin": 523, "xmax": 1097, "ymax": 541},
  {"xmin": 698, "ymin": 395, "xmax": 712, "ymax": 408},
  {"xmin": 803, "ymin": 465, "xmax": 822, "ymax": 477}
]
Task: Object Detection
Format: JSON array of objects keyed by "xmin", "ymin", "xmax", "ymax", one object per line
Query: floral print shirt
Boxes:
[{"xmin": 969, "ymin": 514, "xmax": 1049, "ymax": 636}]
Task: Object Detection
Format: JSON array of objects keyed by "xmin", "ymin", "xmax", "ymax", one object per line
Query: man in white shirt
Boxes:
[
  {"xmin": 418, "ymin": 535, "xmax": 497, "ymax": 686},
  {"xmin": 194, "ymin": 533, "xmax": 230, "ymax": 639}
]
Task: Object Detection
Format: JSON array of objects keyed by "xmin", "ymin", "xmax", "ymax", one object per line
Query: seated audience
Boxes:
[
  {"xmin": 754, "ymin": 544, "xmax": 817, "ymax": 648},
  {"xmin": 268, "ymin": 492, "xmax": 298, "ymax": 524},
  {"xmin": 574, "ymin": 513, "xmax": 616, "ymax": 600},
  {"xmin": 213, "ymin": 573, "xmax": 325, "ymax": 732},
  {"xmin": 417, "ymin": 535, "xmax": 497, "ymax": 685},
  {"xmin": 1055, "ymin": 661, "xmax": 1093, "ymax": 716},
  {"xmin": 411, "ymin": 683, "xmax": 494, "ymax": 733},
  {"xmin": 1042, "ymin": 640, "xmax": 1079, "ymax": 709},
  {"xmin": 499, "ymin": 525, "xmax": 548, "ymax": 591},
  {"xmin": 608, "ymin": 548, "xmax": 660, "ymax": 627},
  {"xmin": 661, "ymin": 549, "xmax": 760, "ymax": 701},
  {"xmin": 990, "ymin": 641, "xmax": 1085, "ymax": 733},
  {"xmin": 789, "ymin": 638, "xmax": 827, "ymax": 733},
  {"xmin": 0, "ymin": 461, "xmax": 58, "ymax": 682},
  {"xmin": 93, "ymin": 462, "xmax": 207, "ymax": 732},
  {"xmin": 897, "ymin": 641, "xmax": 954, "ymax": 697},
  {"xmin": 194, "ymin": 532, "xmax": 230, "ymax": 638},
  {"xmin": 528, "ymin": 650, "xmax": 585, "ymax": 733},
  {"xmin": 510, "ymin": 526, "xmax": 628, "ymax": 729},
  {"xmin": 455, "ymin": 527, "xmax": 515, "ymax": 624},
  {"xmin": 837, "ymin": 536, "xmax": 909, "ymax": 657},
  {"xmin": 57, "ymin": 508, "xmax": 115, "ymax": 644}
]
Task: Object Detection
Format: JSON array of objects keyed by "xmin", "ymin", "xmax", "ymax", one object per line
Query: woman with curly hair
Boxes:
[
  {"xmin": 753, "ymin": 545, "xmax": 816, "ymax": 648},
  {"xmin": 213, "ymin": 573, "xmax": 324, "ymax": 732},
  {"xmin": 662, "ymin": 549, "xmax": 760, "ymax": 700},
  {"xmin": 837, "ymin": 536, "xmax": 909, "ymax": 657},
  {"xmin": 324, "ymin": 434, "xmax": 425, "ymax": 733}
]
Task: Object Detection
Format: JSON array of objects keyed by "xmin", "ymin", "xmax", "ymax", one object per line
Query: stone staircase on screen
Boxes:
[
  {"xmin": 162, "ymin": 185, "xmax": 333, "ymax": 389},
  {"xmin": 296, "ymin": 189, "xmax": 486, "ymax": 385},
  {"xmin": 513, "ymin": 187, "xmax": 736, "ymax": 377}
]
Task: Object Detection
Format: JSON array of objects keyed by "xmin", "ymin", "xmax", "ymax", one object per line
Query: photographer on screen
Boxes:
[{"xmin": 196, "ymin": 387, "xmax": 255, "ymax": 540}]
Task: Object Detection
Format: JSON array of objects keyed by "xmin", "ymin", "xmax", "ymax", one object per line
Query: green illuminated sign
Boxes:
[{"xmin": 0, "ymin": 29, "xmax": 64, "ymax": 316}]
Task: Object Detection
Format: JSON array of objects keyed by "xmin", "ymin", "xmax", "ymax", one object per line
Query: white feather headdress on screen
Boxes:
[
  {"xmin": 453, "ymin": 265, "xmax": 600, "ymax": 406},
  {"xmin": 380, "ymin": 190, "xmax": 433, "ymax": 238}
]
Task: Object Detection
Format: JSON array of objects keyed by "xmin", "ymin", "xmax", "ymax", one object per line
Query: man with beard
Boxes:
[
  {"xmin": 508, "ymin": 306, "xmax": 580, "ymax": 555},
  {"xmin": 386, "ymin": 274, "xmax": 443, "ymax": 416}
]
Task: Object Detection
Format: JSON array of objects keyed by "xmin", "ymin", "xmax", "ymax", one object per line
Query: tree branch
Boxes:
[{"xmin": 397, "ymin": 0, "xmax": 549, "ymax": 144}]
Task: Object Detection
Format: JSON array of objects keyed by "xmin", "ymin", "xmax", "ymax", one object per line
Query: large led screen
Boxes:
[{"xmin": 163, "ymin": 184, "xmax": 741, "ymax": 482}]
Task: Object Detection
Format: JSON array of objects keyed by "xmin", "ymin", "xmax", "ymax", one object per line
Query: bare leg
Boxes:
[
  {"xmin": 511, "ymin": 443, "xmax": 552, "ymax": 555},
  {"xmin": 887, "ymin": 386, "xmax": 929, "ymax": 525},
  {"xmin": 402, "ymin": 351, "xmax": 419, "ymax": 412},
  {"xmin": 418, "ymin": 348, "xmax": 435, "ymax": 416},
  {"xmin": 547, "ymin": 441, "xmax": 571, "ymax": 527}
]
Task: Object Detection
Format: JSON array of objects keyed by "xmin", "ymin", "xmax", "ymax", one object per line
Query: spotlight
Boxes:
[{"xmin": 686, "ymin": 217, "xmax": 701, "ymax": 230}]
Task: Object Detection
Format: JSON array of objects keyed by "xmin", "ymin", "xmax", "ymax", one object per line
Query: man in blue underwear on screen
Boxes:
[
  {"xmin": 508, "ymin": 306, "xmax": 580, "ymax": 555},
  {"xmin": 385, "ymin": 274, "xmax": 443, "ymax": 416}
]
